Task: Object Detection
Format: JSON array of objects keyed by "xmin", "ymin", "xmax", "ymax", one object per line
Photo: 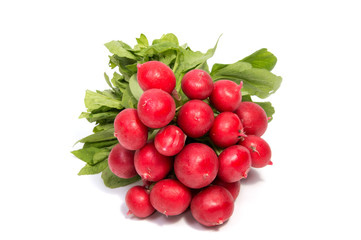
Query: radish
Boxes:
[
  {"xmin": 137, "ymin": 61, "xmax": 176, "ymax": 94},
  {"xmin": 134, "ymin": 142, "xmax": 172, "ymax": 182},
  {"xmin": 174, "ymin": 143, "xmax": 218, "ymax": 189},
  {"xmin": 150, "ymin": 179, "xmax": 192, "ymax": 216},
  {"xmin": 210, "ymin": 80, "xmax": 242, "ymax": 112},
  {"xmin": 177, "ymin": 100, "xmax": 214, "ymax": 138},
  {"xmin": 137, "ymin": 89, "xmax": 176, "ymax": 129},
  {"xmin": 217, "ymin": 145, "xmax": 251, "ymax": 182},
  {"xmin": 210, "ymin": 112, "xmax": 246, "ymax": 148},
  {"xmin": 125, "ymin": 186, "xmax": 155, "ymax": 218},
  {"xmin": 191, "ymin": 185, "xmax": 234, "ymax": 227},
  {"xmin": 108, "ymin": 143, "xmax": 137, "ymax": 179},
  {"xmin": 154, "ymin": 125, "xmax": 186, "ymax": 156},
  {"xmin": 114, "ymin": 108, "xmax": 148, "ymax": 150},
  {"xmin": 234, "ymin": 102, "xmax": 268, "ymax": 137},
  {"xmin": 212, "ymin": 178, "xmax": 241, "ymax": 201},
  {"xmin": 181, "ymin": 69, "xmax": 213, "ymax": 100},
  {"xmin": 239, "ymin": 135, "xmax": 272, "ymax": 168}
]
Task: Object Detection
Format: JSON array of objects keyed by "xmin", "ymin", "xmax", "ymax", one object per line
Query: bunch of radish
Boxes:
[{"xmin": 108, "ymin": 60, "xmax": 273, "ymax": 227}]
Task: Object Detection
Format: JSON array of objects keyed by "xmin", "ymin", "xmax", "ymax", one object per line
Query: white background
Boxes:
[{"xmin": 1, "ymin": 0, "xmax": 360, "ymax": 239}]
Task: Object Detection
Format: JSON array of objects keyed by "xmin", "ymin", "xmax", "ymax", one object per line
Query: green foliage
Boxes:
[{"xmin": 101, "ymin": 167, "xmax": 141, "ymax": 188}]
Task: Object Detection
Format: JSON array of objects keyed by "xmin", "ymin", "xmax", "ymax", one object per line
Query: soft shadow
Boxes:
[
  {"xmin": 241, "ymin": 169, "xmax": 263, "ymax": 185},
  {"xmin": 88, "ymin": 174, "xmax": 140, "ymax": 196},
  {"xmin": 183, "ymin": 209, "xmax": 227, "ymax": 231},
  {"xmin": 88, "ymin": 175, "xmax": 120, "ymax": 195},
  {"xmin": 145, "ymin": 209, "xmax": 184, "ymax": 226},
  {"xmin": 123, "ymin": 206, "xmax": 229, "ymax": 230},
  {"xmin": 120, "ymin": 202, "xmax": 128, "ymax": 216},
  {"xmin": 122, "ymin": 205, "xmax": 187, "ymax": 224}
]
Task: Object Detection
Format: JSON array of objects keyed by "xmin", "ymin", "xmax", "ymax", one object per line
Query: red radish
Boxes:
[
  {"xmin": 212, "ymin": 178, "xmax": 241, "ymax": 201},
  {"xmin": 177, "ymin": 100, "xmax": 214, "ymax": 138},
  {"xmin": 137, "ymin": 89, "xmax": 176, "ymax": 129},
  {"xmin": 114, "ymin": 108, "xmax": 148, "ymax": 150},
  {"xmin": 137, "ymin": 61, "xmax": 176, "ymax": 94},
  {"xmin": 150, "ymin": 179, "xmax": 192, "ymax": 216},
  {"xmin": 210, "ymin": 80, "xmax": 242, "ymax": 112},
  {"xmin": 174, "ymin": 143, "xmax": 218, "ymax": 189},
  {"xmin": 134, "ymin": 142, "xmax": 172, "ymax": 182},
  {"xmin": 181, "ymin": 69, "xmax": 213, "ymax": 100},
  {"xmin": 234, "ymin": 102, "xmax": 268, "ymax": 137},
  {"xmin": 125, "ymin": 186, "xmax": 155, "ymax": 218},
  {"xmin": 154, "ymin": 125, "xmax": 186, "ymax": 156},
  {"xmin": 191, "ymin": 185, "xmax": 234, "ymax": 227},
  {"xmin": 239, "ymin": 135, "xmax": 272, "ymax": 168},
  {"xmin": 217, "ymin": 145, "xmax": 251, "ymax": 182},
  {"xmin": 108, "ymin": 144, "xmax": 137, "ymax": 179},
  {"xmin": 210, "ymin": 112, "xmax": 246, "ymax": 148}
]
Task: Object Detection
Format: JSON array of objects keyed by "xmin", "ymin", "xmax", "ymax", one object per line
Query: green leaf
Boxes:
[
  {"xmin": 121, "ymin": 85, "xmax": 138, "ymax": 109},
  {"xmin": 137, "ymin": 33, "xmax": 180, "ymax": 58},
  {"xmin": 83, "ymin": 139, "xmax": 118, "ymax": 148},
  {"xmin": 211, "ymin": 62, "xmax": 252, "ymax": 80},
  {"xmin": 236, "ymin": 68, "xmax": 282, "ymax": 99},
  {"xmin": 148, "ymin": 129, "xmax": 160, "ymax": 140},
  {"xmin": 140, "ymin": 42, "xmax": 179, "ymax": 57},
  {"xmin": 241, "ymin": 48, "xmax": 277, "ymax": 71},
  {"xmin": 93, "ymin": 151, "xmax": 110, "ymax": 163},
  {"xmin": 111, "ymin": 72, "xmax": 127, "ymax": 91},
  {"xmin": 101, "ymin": 167, "xmax": 141, "ymax": 188},
  {"xmin": 158, "ymin": 50, "xmax": 178, "ymax": 66},
  {"xmin": 213, "ymin": 146, "xmax": 224, "ymax": 156},
  {"xmin": 196, "ymin": 61, "xmax": 210, "ymax": 73},
  {"xmin": 242, "ymin": 95, "xmax": 252, "ymax": 101},
  {"xmin": 105, "ymin": 41, "xmax": 137, "ymax": 60},
  {"xmin": 152, "ymin": 33, "xmax": 179, "ymax": 46},
  {"xmin": 134, "ymin": 34, "xmax": 149, "ymax": 50},
  {"xmin": 78, "ymin": 160, "xmax": 108, "ymax": 175},
  {"xmin": 104, "ymin": 72, "xmax": 114, "ymax": 90},
  {"xmin": 79, "ymin": 111, "xmax": 119, "ymax": 123},
  {"xmin": 180, "ymin": 41, "xmax": 219, "ymax": 72},
  {"xmin": 93, "ymin": 123, "xmax": 115, "ymax": 133},
  {"xmin": 109, "ymin": 55, "xmax": 137, "ymax": 80},
  {"xmin": 129, "ymin": 74, "xmax": 144, "ymax": 100},
  {"xmin": 71, "ymin": 147, "xmax": 109, "ymax": 165},
  {"xmin": 76, "ymin": 128, "xmax": 115, "ymax": 144},
  {"xmin": 79, "ymin": 112, "xmax": 89, "ymax": 119},
  {"xmin": 84, "ymin": 90, "xmax": 122, "ymax": 112},
  {"xmin": 98, "ymin": 89, "xmax": 119, "ymax": 99}
]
